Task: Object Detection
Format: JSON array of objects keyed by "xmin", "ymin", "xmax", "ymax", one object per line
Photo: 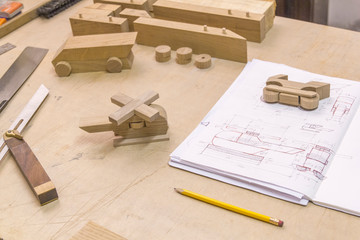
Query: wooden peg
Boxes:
[
  {"xmin": 222, "ymin": 28, "xmax": 226, "ymax": 34},
  {"xmin": 155, "ymin": 45, "xmax": 171, "ymax": 62},
  {"xmin": 79, "ymin": 13, "xmax": 82, "ymax": 18},
  {"xmin": 195, "ymin": 54, "xmax": 211, "ymax": 69},
  {"xmin": 228, "ymin": 9, "xmax": 232, "ymax": 15},
  {"xmin": 176, "ymin": 47, "xmax": 192, "ymax": 64},
  {"xmin": 246, "ymin": 12, "xmax": 250, "ymax": 17},
  {"xmin": 203, "ymin": 25, "xmax": 208, "ymax": 31},
  {"xmin": 109, "ymin": 16, "xmax": 113, "ymax": 22}
]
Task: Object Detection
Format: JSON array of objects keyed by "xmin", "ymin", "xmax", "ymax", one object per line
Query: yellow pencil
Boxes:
[{"xmin": 174, "ymin": 188, "xmax": 284, "ymax": 227}]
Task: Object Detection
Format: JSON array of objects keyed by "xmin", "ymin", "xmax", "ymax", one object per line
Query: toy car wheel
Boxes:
[
  {"xmin": 300, "ymin": 94, "xmax": 319, "ymax": 110},
  {"xmin": 263, "ymin": 88, "xmax": 279, "ymax": 103},
  {"xmin": 106, "ymin": 57, "xmax": 123, "ymax": 73},
  {"xmin": 55, "ymin": 61, "xmax": 71, "ymax": 77}
]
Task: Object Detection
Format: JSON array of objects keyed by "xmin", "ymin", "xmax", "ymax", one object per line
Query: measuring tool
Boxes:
[
  {"xmin": 0, "ymin": 42, "xmax": 16, "ymax": 55},
  {"xmin": 0, "ymin": 46, "xmax": 48, "ymax": 114}
]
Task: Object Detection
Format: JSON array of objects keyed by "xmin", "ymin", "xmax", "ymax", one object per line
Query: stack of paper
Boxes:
[{"xmin": 170, "ymin": 59, "xmax": 360, "ymax": 216}]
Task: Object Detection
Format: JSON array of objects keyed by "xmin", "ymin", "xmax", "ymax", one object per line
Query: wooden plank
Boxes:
[
  {"xmin": 169, "ymin": 0, "xmax": 276, "ymax": 33},
  {"xmin": 70, "ymin": 221, "xmax": 127, "ymax": 240},
  {"xmin": 0, "ymin": 0, "xmax": 49, "ymax": 38},
  {"xmin": 70, "ymin": 14, "xmax": 129, "ymax": 36},
  {"xmin": 94, "ymin": 0, "xmax": 150, "ymax": 12},
  {"xmin": 119, "ymin": 8, "xmax": 151, "ymax": 31},
  {"xmin": 133, "ymin": 17, "xmax": 247, "ymax": 63},
  {"xmin": 85, "ymin": 3, "xmax": 123, "ymax": 17},
  {"xmin": 153, "ymin": 0, "xmax": 265, "ymax": 42}
]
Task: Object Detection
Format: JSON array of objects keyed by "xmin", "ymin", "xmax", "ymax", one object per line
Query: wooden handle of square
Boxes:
[{"xmin": 4, "ymin": 137, "xmax": 58, "ymax": 205}]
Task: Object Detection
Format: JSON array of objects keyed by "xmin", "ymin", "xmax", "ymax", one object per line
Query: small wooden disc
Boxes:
[
  {"xmin": 194, "ymin": 54, "xmax": 212, "ymax": 69},
  {"xmin": 155, "ymin": 45, "xmax": 171, "ymax": 62},
  {"xmin": 106, "ymin": 57, "xmax": 123, "ymax": 73},
  {"xmin": 176, "ymin": 47, "xmax": 192, "ymax": 64},
  {"xmin": 55, "ymin": 61, "xmax": 71, "ymax": 77}
]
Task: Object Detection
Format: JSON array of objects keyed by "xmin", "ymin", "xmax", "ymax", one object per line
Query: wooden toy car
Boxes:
[
  {"xmin": 263, "ymin": 74, "xmax": 330, "ymax": 110},
  {"xmin": 52, "ymin": 32, "xmax": 137, "ymax": 77}
]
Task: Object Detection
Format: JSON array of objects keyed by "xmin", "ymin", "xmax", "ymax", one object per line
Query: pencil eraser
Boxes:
[{"xmin": 278, "ymin": 220, "xmax": 284, "ymax": 227}]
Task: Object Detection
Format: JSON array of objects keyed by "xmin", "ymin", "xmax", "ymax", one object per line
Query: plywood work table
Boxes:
[{"xmin": 0, "ymin": 0, "xmax": 360, "ymax": 239}]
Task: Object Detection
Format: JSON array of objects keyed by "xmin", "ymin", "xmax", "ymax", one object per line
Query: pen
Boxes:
[{"xmin": 174, "ymin": 188, "xmax": 284, "ymax": 227}]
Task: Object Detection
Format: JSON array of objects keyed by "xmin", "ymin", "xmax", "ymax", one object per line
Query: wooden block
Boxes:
[
  {"xmin": 52, "ymin": 33, "xmax": 137, "ymax": 76},
  {"xmin": 4, "ymin": 135, "xmax": 58, "ymax": 205},
  {"xmin": 70, "ymin": 221, "xmax": 127, "ymax": 240},
  {"xmin": 153, "ymin": 0, "xmax": 266, "ymax": 42},
  {"xmin": 76, "ymin": 7, "xmax": 118, "ymax": 17},
  {"xmin": 263, "ymin": 74, "xmax": 330, "ymax": 110},
  {"xmin": 85, "ymin": 3, "xmax": 123, "ymax": 17},
  {"xmin": 94, "ymin": 0, "xmax": 150, "ymax": 13},
  {"xmin": 70, "ymin": 13, "xmax": 129, "ymax": 36},
  {"xmin": 113, "ymin": 133, "xmax": 170, "ymax": 146},
  {"xmin": 155, "ymin": 45, "xmax": 171, "ymax": 62},
  {"xmin": 176, "ymin": 47, "xmax": 192, "ymax": 64},
  {"xmin": 168, "ymin": 0, "xmax": 275, "ymax": 33},
  {"xmin": 119, "ymin": 8, "xmax": 151, "ymax": 31},
  {"xmin": 109, "ymin": 91, "xmax": 160, "ymax": 125},
  {"xmin": 134, "ymin": 17, "xmax": 247, "ymax": 63},
  {"xmin": 79, "ymin": 116, "xmax": 114, "ymax": 133},
  {"xmin": 194, "ymin": 54, "xmax": 211, "ymax": 69}
]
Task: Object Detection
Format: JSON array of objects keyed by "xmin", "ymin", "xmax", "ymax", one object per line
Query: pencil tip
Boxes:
[{"xmin": 174, "ymin": 188, "xmax": 182, "ymax": 193}]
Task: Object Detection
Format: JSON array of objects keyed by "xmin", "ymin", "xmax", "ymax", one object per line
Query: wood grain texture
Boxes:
[
  {"xmin": 85, "ymin": 3, "xmax": 123, "ymax": 17},
  {"xmin": 1, "ymin": 0, "xmax": 360, "ymax": 239},
  {"xmin": 94, "ymin": 0, "xmax": 150, "ymax": 12},
  {"xmin": 134, "ymin": 17, "xmax": 247, "ymax": 62},
  {"xmin": 153, "ymin": 0, "xmax": 266, "ymax": 42},
  {"xmin": 70, "ymin": 221, "xmax": 127, "ymax": 240},
  {"xmin": 70, "ymin": 15, "xmax": 129, "ymax": 36},
  {"xmin": 119, "ymin": 8, "xmax": 152, "ymax": 31},
  {"xmin": 4, "ymin": 137, "xmax": 58, "ymax": 205}
]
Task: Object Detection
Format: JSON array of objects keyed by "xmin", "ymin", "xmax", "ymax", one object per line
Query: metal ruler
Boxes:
[
  {"xmin": 0, "ymin": 84, "xmax": 49, "ymax": 162},
  {"xmin": 0, "ymin": 46, "xmax": 48, "ymax": 113},
  {"xmin": 0, "ymin": 42, "xmax": 16, "ymax": 55}
]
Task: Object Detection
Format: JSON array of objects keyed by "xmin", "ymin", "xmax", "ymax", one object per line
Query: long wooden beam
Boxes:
[
  {"xmin": 133, "ymin": 17, "xmax": 247, "ymax": 63},
  {"xmin": 153, "ymin": 0, "xmax": 265, "ymax": 42}
]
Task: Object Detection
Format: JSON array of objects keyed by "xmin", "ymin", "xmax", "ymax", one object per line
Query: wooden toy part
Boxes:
[
  {"xmin": 119, "ymin": 8, "xmax": 151, "ymax": 31},
  {"xmin": 52, "ymin": 32, "xmax": 136, "ymax": 76},
  {"xmin": 133, "ymin": 17, "xmax": 247, "ymax": 63},
  {"xmin": 176, "ymin": 47, "xmax": 192, "ymax": 64},
  {"xmin": 263, "ymin": 74, "xmax": 330, "ymax": 110},
  {"xmin": 194, "ymin": 54, "xmax": 211, "ymax": 69},
  {"xmin": 70, "ymin": 13, "xmax": 129, "ymax": 36},
  {"xmin": 93, "ymin": 0, "xmax": 151, "ymax": 13},
  {"xmin": 152, "ymin": 0, "xmax": 266, "ymax": 42},
  {"xmin": 109, "ymin": 91, "xmax": 160, "ymax": 125},
  {"xmin": 155, "ymin": 45, "xmax": 171, "ymax": 62},
  {"xmin": 79, "ymin": 91, "xmax": 169, "ymax": 146},
  {"xmin": 85, "ymin": 3, "xmax": 123, "ymax": 17}
]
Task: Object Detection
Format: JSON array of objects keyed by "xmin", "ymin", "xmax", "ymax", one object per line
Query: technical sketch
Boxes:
[
  {"xmin": 301, "ymin": 123, "xmax": 333, "ymax": 133},
  {"xmin": 202, "ymin": 129, "xmax": 304, "ymax": 165},
  {"xmin": 296, "ymin": 145, "xmax": 333, "ymax": 180},
  {"xmin": 330, "ymin": 95, "xmax": 356, "ymax": 122}
]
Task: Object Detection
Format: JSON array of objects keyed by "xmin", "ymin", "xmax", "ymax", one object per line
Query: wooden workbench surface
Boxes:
[{"xmin": 1, "ymin": 0, "xmax": 360, "ymax": 239}]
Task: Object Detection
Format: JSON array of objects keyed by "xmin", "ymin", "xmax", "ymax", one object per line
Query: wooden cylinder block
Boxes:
[
  {"xmin": 106, "ymin": 57, "xmax": 123, "ymax": 73},
  {"xmin": 155, "ymin": 45, "xmax": 171, "ymax": 62},
  {"xmin": 55, "ymin": 61, "xmax": 71, "ymax": 77},
  {"xmin": 195, "ymin": 54, "xmax": 212, "ymax": 69},
  {"xmin": 176, "ymin": 47, "xmax": 192, "ymax": 64}
]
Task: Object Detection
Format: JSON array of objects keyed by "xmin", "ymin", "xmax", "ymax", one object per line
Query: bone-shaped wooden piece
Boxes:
[
  {"xmin": 109, "ymin": 91, "xmax": 160, "ymax": 125},
  {"xmin": 263, "ymin": 74, "xmax": 330, "ymax": 110}
]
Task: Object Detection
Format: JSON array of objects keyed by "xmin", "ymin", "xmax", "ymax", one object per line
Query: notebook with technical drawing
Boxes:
[{"xmin": 169, "ymin": 59, "xmax": 360, "ymax": 216}]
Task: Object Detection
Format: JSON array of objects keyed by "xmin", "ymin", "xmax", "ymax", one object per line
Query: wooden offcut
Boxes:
[
  {"xmin": 134, "ymin": 17, "xmax": 247, "ymax": 63},
  {"xmin": 70, "ymin": 221, "xmax": 127, "ymax": 240},
  {"xmin": 119, "ymin": 8, "xmax": 151, "ymax": 31},
  {"xmin": 94, "ymin": 0, "xmax": 150, "ymax": 12},
  {"xmin": 263, "ymin": 74, "xmax": 330, "ymax": 110},
  {"xmin": 70, "ymin": 13, "xmax": 129, "ymax": 36},
  {"xmin": 153, "ymin": 0, "xmax": 266, "ymax": 42},
  {"xmin": 85, "ymin": 3, "xmax": 123, "ymax": 17}
]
